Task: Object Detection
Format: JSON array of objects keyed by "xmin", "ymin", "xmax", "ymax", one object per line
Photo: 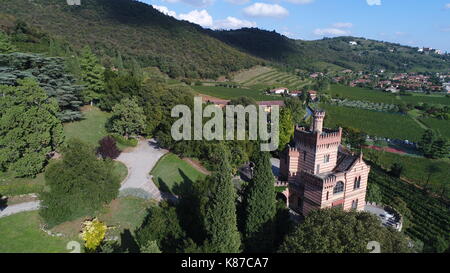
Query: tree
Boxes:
[
  {"xmin": 424, "ymin": 164, "xmax": 441, "ymax": 189},
  {"xmin": 0, "ymin": 78, "xmax": 64, "ymax": 177},
  {"xmin": 366, "ymin": 183, "xmax": 382, "ymax": 205},
  {"xmin": 283, "ymin": 97, "xmax": 306, "ymax": 125},
  {"xmin": 109, "ymin": 98, "xmax": 146, "ymax": 137},
  {"xmin": 0, "ymin": 31, "xmax": 16, "ymax": 53},
  {"xmin": 203, "ymin": 145, "xmax": 241, "ymax": 253},
  {"xmin": 81, "ymin": 218, "xmax": 108, "ymax": 252},
  {"xmin": 80, "ymin": 46, "xmax": 105, "ymax": 104},
  {"xmin": 243, "ymin": 151, "xmax": 276, "ymax": 252},
  {"xmin": 428, "ymin": 235, "xmax": 449, "ymax": 253},
  {"xmin": 97, "ymin": 136, "xmax": 121, "ymax": 159},
  {"xmin": 343, "ymin": 127, "xmax": 367, "ymax": 150},
  {"xmin": 278, "ymin": 208, "xmax": 411, "ymax": 253},
  {"xmin": 430, "ymin": 137, "xmax": 449, "ymax": 159},
  {"xmin": 390, "ymin": 163, "xmax": 403, "ymax": 178},
  {"xmin": 278, "ymin": 108, "xmax": 294, "ymax": 151},
  {"xmin": 418, "ymin": 129, "xmax": 436, "ymax": 158},
  {"xmin": 140, "ymin": 241, "xmax": 162, "ymax": 253},
  {"xmin": 391, "ymin": 196, "xmax": 413, "ymax": 230},
  {"xmin": 40, "ymin": 139, "xmax": 121, "ymax": 226}
]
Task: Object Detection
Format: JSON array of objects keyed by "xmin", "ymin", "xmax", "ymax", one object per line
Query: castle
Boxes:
[{"xmin": 280, "ymin": 110, "xmax": 370, "ymax": 215}]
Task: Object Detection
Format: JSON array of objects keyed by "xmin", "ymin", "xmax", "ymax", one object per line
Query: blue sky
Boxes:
[{"xmin": 139, "ymin": 0, "xmax": 450, "ymax": 52}]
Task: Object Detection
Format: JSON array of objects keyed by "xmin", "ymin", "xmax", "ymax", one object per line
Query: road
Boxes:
[
  {"xmin": 116, "ymin": 139, "xmax": 168, "ymax": 201},
  {"xmin": 0, "ymin": 201, "xmax": 40, "ymax": 218}
]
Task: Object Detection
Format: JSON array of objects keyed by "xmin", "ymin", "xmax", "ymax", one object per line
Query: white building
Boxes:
[{"xmin": 349, "ymin": 41, "xmax": 358, "ymax": 46}]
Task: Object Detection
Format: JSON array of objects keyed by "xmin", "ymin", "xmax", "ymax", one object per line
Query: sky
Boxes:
[{"xmin": 138, "ymin": 0, "xmax": 450, "ymax": 52}]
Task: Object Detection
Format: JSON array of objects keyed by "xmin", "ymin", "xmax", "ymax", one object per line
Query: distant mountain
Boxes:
[
  {"xmin": 0, "ymin": 0, "xmax": 448, "ymax": 79},
  {"xmin": 212, "ymin": 28, "xmax": 450, "ymax": 72},
  {"xmin": 0, "ymin": 0, "xmax": 262, "ymax": 79}
]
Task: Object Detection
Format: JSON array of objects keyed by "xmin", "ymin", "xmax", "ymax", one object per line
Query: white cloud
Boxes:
[
  {"xmin": 314, "ymin": 28, "xmax": 350, "ymax": 36},
  {"xmin": 445, "ymin": 3, "xmax": 450, "ymax": 9},
  {"xmin": 161, "ymin": 0, "xmax": 214, "ymax": 8},
  {"xmin": 213, "ymin": 17, "xmax": 256, "ymax": 29},
  {"xmin": 366, "ymin": 0, "xmax": 381, "ymax": 6},
  {"xmin": 332, "ymin": 22, "xmax": 353, "ymax": 29},
  {"xmin": 179, "ymin": 9, "xmax": 214, "ymax": 27},
  {"xmin": 284, "ymin": 0, "xmax": 314, "ymax": 4},
  {"xmin": 243, "ymin": 3, "xmax": 289, "ymax": 17},
  {"xmin": 152, "ymin": 5, "xmax": 177, "ymax": 17}
]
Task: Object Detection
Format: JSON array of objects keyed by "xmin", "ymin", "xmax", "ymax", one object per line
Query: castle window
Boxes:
[
  {"xmin": 333, "ymin": 181, "xmax": 344, "ymax": 194},
  {"xmin": 324, "ymin": 154, "xmax": 330, "ymax": 163},
  {"xmin": 353, "ymin": 176, "xmax": 361, "ymax": 190},
  {"xmin": 303, "ymin": 151, "xmax": 307, "ymax": 161},
  {"xmin": 351, "ymin": 199, "xmax": 359, "ymax": 209},
  {"xmin": 326, "ymin": 191, "xmax": 329, "ymax": 200}
]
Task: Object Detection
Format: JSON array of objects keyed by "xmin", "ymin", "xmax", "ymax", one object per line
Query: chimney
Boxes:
[{"xmin": 312, "ymin": 110, "xmax": 325, "ymax": 133}]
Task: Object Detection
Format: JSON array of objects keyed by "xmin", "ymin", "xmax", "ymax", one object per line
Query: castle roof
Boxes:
[{"xmin": 333, "ymin": 147, "xmax": 361, "ymax": 173}]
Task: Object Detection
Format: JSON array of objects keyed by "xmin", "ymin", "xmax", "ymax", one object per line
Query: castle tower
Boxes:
[{"xmin": 312, "ymin": 110, "xmax": 325, "ymax": 133}]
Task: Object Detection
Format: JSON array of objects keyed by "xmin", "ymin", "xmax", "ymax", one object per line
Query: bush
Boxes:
[
  {"xmin": 111, "ymin": 134, "xmax": 138, "ymax": 147},
  {"xmin": 97, "ymin": 136, "xmax": 121, "ymax": 159}
]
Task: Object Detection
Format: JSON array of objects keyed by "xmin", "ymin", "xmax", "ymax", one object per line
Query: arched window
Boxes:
[
  {"xmin": 353, "ymin": 176, "xmax": 361, "ymax": 190},
  {"xmin": 333, "ymin": 181, "xmax": 344, "ymax": 194}
]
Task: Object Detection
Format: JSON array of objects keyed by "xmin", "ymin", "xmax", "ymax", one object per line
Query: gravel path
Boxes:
[
  {"xmin": 0, "ymin": 201, "xmax": 40, "ymax": 218},
  {"xmin": 116, "ymin": 139, "xmax": 168, "ymax": 201}
]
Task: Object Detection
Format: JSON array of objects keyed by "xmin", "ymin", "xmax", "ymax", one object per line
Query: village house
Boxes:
[
  {"xmin": 269, "ymin": 87, "xmax": 289, "ymax": 95},
  {"xmin": 279, "ymin": 110, "xmax": 370, "ymax": 215},
  {"xmin": 257, "ymin": 101, "xmax": 285, "ymax": 112}
]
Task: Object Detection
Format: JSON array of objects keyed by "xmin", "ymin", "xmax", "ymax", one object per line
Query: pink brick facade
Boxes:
[{"xmin": 280, "ymin": 110, "xmax": 370, "ymax": 216}]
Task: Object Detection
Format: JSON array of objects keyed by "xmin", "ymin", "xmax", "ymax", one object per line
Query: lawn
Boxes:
[
  {"xmin": 192, "ymin": 86, "xmax": 281, "ymax": 101},
  {"xmin": 320, "ymin": 104, "xmax": 425, "ymax": 141},
  {"xmin": 0, "ymin": 171, "xmax": 46, "ymax": 196},
  {"xmin": 364, "ymin": 148, "xmax": 450, "ymax": 199},
  {"xmin": 151, "ymin": 153, "xmax": 207, "ymax": 194},
  {"xmin": 0, "ymin": 211, "xmax": 77, "ymax": 253},
  {"xmin": 63, "ymin": 106, "xmax": 111, "ymax": 147}
]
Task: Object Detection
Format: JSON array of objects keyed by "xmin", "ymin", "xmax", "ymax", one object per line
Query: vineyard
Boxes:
[
  {"xmin": 191, "ymin": 85, "xmax": 281, "ymax": 101},
  {"xmin": 320, "ymin": 104, "xmax": 425, "ymax": 141},
  {"xmin": 418, "ymin": 117, "xmax": 450, "ymax": 139},
  {"xmin": 232, "ymin": 66, "xmax": 312, "ymax": 90},
  {"xmin": 369, "ymin": 166, "xmax": 450, "ymax": 251}
]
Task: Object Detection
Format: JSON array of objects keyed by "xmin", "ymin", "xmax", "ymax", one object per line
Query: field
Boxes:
[
  {"xmin": 0, "ymin": 171, "xmax": 46, "ymax": 196},
  {"xmin": 232, "ymin": 66, "xmax": 312, "ymax": 90},
  {"xmin": 151, "ymin": 153, "xmax": 207, "ymax": 194},
  {"xmin": 192, "ymin": 86, "xmax": 281, "ymax": 101},
  {"xmin": 0, "ymin": 211, "xmax": 77, "ymax": 253},
  {"xmin": 364, "ymin": 148, "xmax": 450, "ymax": 199},
  {"xmin": 63, "ymin": 106, "xmax": 111, "ymax": 147},
  {"xmin": 369, "ymin": 166, "xmax": 450, "ymax": 250},
  {"xmin": 418, "ymin": 117, "xmax": 450, "ymax": 139},
  {"xmin": 320, "ymin": 104, "xmax": 425, "ymax": 141},
  {"xmin": 326, "ymin": 84, "xmax": 450, "ymax": 106}
]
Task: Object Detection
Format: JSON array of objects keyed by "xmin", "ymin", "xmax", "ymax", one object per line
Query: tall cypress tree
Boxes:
[
  {"xmin": 80, "ymin": 46, "xmax": 105, "ymax": 104},
  {"xmin": 244, "ymin": 151, "xmax": 276, "ymax": 252},
  {"xmin": 204, "ymin": 145, "xmax": 241, "ymax": 253}
]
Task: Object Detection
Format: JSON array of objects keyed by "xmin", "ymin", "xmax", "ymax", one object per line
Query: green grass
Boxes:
[
  {"xmin": 151, "ymin": 153, "xmax": 207, "ymax": 194},
  {"xmin": 0, "ymin": 211, "xmax": 77, "ymax": 253},
  {"xmin": 320, "ymin": 104, "xmax": 425, "ymax": 141},
  {"xmin": 326, "ymin": 84, "xmax": 450, "ymax": 106},
  {"xmin": 0, "ymin": 172, "xmax": 46, "ymax": 196},
  {"xmin": 63, "ymin": 106, "xmax": 111, "ymax": 147},
  {"xmin": 113, "ymin": 161, "xmax": 128, "ymax": 183},
  {"xmin": 192, "ymin": 86, "xmax": 281, "ymax": 101},
  {"xmin": 364, "ymin": 148, "xmax": 450, "ymax": 199},
  {"xmin": 418, "ymin": 118, "xmax": 450, "ymax": 139}
]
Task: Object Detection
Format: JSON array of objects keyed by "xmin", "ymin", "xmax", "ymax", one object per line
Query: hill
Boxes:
[
  {"xmin": 212, "ymin": 28, "xmax": 450, "ymax": 72},
  {"xmin": 0, "ymin": 0, "xmax": 262, "ymax": 79}
]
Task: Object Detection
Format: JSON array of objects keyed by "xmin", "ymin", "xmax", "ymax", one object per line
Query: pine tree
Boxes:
[
  {"xmin": 0, "ymin": 31, "xmax": 16, "ymax": 53},
  {"xmin": 243, "ymin": 151, "xmax": 276, "ymax": 252},
  {"xmin": 418, "ymin": 129, "xmax": 436, "ymax": 158},
  {"xmin": 80, "ymin": 46, "xmax": 105, "ymax": 104},
  {"xmin": 203, "ymin": 145, "xmax": 241, "ymax": 253}
]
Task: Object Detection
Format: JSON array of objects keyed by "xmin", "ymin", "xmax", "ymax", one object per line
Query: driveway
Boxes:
[
  {"xmin": 116, "ymin": 139, "xmax": 168, "ymax": 201},
  {"xmin": 0, "ymin": 201, "xmax": 40, "ymax": 218}
]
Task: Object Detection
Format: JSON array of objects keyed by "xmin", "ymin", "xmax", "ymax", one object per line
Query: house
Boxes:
[
  {"xmin": 269, "ymin": 87, "xmax": 289, "ymax": 95},
  {"xmin": 203, "ymin": 98, "xmax": 230, "ymax": 108},
  {"xmin": 257, "ymin": 101, "xmax": 285, "ymax": 112},
  {"xmin": 279, "ymin": 110, "xmax": 370, "ymax": 215},
  {"xmin": 385, "ymin": 86, "xmax": 399, "ymax": 93},
  {"xmin": 349, "ymin": 41, "xmax": 358, "ymax": 46},
  {"xmin": 307, "ymin": 90, "xmax": 318, "ymax": 101},
  {"xmin": 290, "ymin": 90, "xmax": 302, "ymax": 97},
  {"xmin": 444, "ymin": 83, "xmax": 450, "ymax": 93}
]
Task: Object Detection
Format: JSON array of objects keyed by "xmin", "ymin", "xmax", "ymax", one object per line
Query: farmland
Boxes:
[
  {"xmin": 232, "ymin": 66, "xmax": 312, "ymax": 90},
  {"xmin": 192, "ymin": 86, "xmax": 281, "ymax": 101},
  {"xmin": 369, "ymin": 166, "xmax": 450, "ymax": 251},
  {"xmin": 418, "ymin": 117, "xmax": 450, "ymax": 139},
  {"xmin": 326, "ymin": 84, "xmax": 450, "ymax": 106},
  {"xmin": 320, "ymin": 104, "xmax": 425, "ymax": 141}
]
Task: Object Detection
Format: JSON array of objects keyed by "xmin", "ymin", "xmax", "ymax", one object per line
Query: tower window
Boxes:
[
  {"xmin": 333, "ymin": 181, "xmax": 344, "ymax": 194},
  {"xmin": 354, "ymin": 176, "xmax": 361, "ymax": 190},
  {"xmin": 324, "ymin": 154, "xmax": 330, "ymax": 163},
  {"xmin": 326, "ymin": 191, "xmax": 329, "ymax": 200},
  {"xmin": 303, "ymin": 151, "xmax": 307, "ymax": 161},
  {"xmin": 352, "ymin": 199, "xmax": 359, "ymax": 209}
]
